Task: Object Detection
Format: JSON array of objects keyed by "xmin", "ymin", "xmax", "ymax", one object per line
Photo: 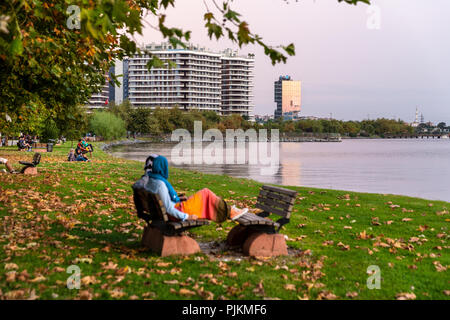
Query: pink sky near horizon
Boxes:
[{"xmin": 133, "ymin": 0, "xmax": 450, "ymax": 123}]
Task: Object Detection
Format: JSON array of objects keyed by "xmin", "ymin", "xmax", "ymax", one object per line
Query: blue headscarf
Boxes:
[{"xmin": 147, "ymin": 156, "xmax": 180, "ymax": 203}]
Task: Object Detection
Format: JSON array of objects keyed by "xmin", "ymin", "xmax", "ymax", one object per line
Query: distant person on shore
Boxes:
[
  {"xmin": 141, "ymin": 155, "xmax": 247, "ymax": 222},
  {"xmin": 0, "ymin": 157, "xmax": 15, "ymax": 173}
]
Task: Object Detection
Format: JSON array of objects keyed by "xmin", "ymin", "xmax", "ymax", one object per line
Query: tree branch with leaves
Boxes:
[{"xmin": 0, "ymin": 0, "xmax": 370, "ymax": 134}]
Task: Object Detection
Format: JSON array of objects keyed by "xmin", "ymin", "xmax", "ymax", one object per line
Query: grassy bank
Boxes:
[{"xmin": 0, "ymin": 142, "xmax": 448, "ymax": 300}]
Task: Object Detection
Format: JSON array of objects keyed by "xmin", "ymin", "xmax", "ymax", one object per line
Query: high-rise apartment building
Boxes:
[
  {"xmin": 86, "ymin": 67, "xmax": 115, "ymax": 110},
  {"xmin": 127, "ymin": 42, "xmax": 222, "ymax": 112},
  {"xmin": 274, "ymin": 75, "xmax": 301, "ymax": 119},
  {"xmin": 85, "ymin": 43, "xmax": 255, "ymax": 117},
  {"xmin": 221, "ymin": 49, "xmax": 254, "ymax": 119},
  {"xmin": 87, "ymin": 81, "xmax": 110, "ymax": 110}
]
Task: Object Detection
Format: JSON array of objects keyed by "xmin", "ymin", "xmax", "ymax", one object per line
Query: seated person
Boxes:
[
  {"xmin": 74, "ymin": 146, "xmax": 82, "ymax": 156},
  {"xmin": 77, "ymin": 139, "xmax": 89, "ymax": 154},
  {"xmin": 145, "ymin": 155, "xmax": 247, "ymax": 222},
  {"xmin": 0, "ymin": 157, "xmax": 15, "ymax": 173},
  {"xmin": 67, "ymin": 149, "xmax": 76, "ymax": 162},
  {"xmin": 81, "ymin": 138, "xmax": 93, "ymax": 153},
  {"xmin": 17, "ymin": 137, "xmax": 32, "ymax": 151},
  {"xmin": 76, "ymin": 153, "xmax": 90, "ymax": 162}
]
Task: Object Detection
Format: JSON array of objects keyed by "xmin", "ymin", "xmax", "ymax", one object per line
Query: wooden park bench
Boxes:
[
  {"xmin": 227, "ymin": 185, "xmax": 298, "ymax": 257},
  {"xmin": 19, "ymin": 152, "xmax": 41, "ymax": 175},
  {"xmin": 132, "ymin": 175, "xmax": 211, "ymax": 257}
]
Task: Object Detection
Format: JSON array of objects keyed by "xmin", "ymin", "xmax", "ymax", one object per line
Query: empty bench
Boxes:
[
  {"xmin": 19, "ymin": 152, "xmax": 41, "ymax": 175},
  {"xmin": 132, "ymin": 175, "xmax": 211, "ymax": 256},
  {"xmin": 227, "ymin": 185, "xmax": 298, "ymax": 257}
]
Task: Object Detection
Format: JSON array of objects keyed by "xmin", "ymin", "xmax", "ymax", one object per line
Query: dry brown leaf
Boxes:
[
  {"xmin": 179, "ymin": 288, "xmax": 196, "ymax": 296},
  {"xmin": 396, "ymin": 292, "xmax": 416, "ymax": 300},
  {"xmin": 284, "ymin": 284, "xmax": 296, "ymax": 291},
  {"xmin": 346, "ymin": 291, "xmax": 358, "ymax": 298}
]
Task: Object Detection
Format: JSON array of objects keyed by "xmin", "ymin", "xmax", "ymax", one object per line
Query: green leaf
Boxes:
[
  {"xmin": 284, "ymin": 43, "xmax": 295, "ymax": 56},
  {"xmin": 10, "ymin": 37, "xmax": 23, "ymax": 55}
]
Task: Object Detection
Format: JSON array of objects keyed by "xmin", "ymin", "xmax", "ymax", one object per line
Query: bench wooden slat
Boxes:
[
  {"xmin": 236, "ymin": 213, "xmax": 252, "ymax": 223},
  {"xmin": 257, "ymin": 196, "xmax": 293, "ymax": 211},
  {"xmin": 155, "ymin": 196, "xmax": 169, "ymax": 222},
  {"xmin": 237, "ymin": 212, "xmax": 279, "ymax": 227},
  {"xmin": 259, "ymin": 189, "xmax": 296, "ymax": 204},
  {"xmin": 262, "ymin": 185, "xmax": 297, "ymax": 197},
  {"xmin": 170, "ymin": 219, "xmax": 210, "ymax": 230},
  {"xmin": 169, "ymin": 222, "xmax": 183, "ymax": 230},
  {"xmin": 255, "ymin": 202, "xmax": 290, "ymax": 218}
]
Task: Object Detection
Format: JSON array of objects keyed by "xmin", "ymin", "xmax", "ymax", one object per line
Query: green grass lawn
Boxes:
[{"xmin": 0, "ymin": 142, "xmax": 448, "ymax": 300}]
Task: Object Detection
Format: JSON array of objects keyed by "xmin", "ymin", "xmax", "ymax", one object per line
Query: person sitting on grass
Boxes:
[
  {"xmin": 67, "ymin": 149, "xmax": 76, "ymax": 162},
  {"xmin": 76, "ymin": 153, "xmax": 90, "ymax": 162},
  {"xmin": 76, "ymin": 139, "xmax": 87, "ymax": 155},
  {"xmin": 145, "ymin": 155, "xmax": 248, "ymax": 222},
  {"xmin": 81, "ymin": 137, "xmax": 94, "ymax": 154},
  {"xmin": 0, "ymin": 157, "xmax": 16, "ymax": 173}
]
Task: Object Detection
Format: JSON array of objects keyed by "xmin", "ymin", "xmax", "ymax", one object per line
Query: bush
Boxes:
[
  {"xmin": 40, "ymin": 119, "xmax": 60, "ymax": 142},
  {"xmin": 89, "ymin": 111, "xmax": 126, "ymax": 140}
]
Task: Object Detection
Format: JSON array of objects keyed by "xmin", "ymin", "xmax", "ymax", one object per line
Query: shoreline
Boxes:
[{"xmin": 103, "ymin": 139, "xmax": 450, "ymax": 204}]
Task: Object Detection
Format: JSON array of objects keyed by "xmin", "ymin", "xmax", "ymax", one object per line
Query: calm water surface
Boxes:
[{"xmin": 110, "ymin": 139, "xmax": 450, "ymax": 202}]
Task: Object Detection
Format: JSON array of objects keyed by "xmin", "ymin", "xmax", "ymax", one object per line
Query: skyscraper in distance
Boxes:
[{"xmin": 274, "ymin": 75, "xmax": 301, "ymax": 119}]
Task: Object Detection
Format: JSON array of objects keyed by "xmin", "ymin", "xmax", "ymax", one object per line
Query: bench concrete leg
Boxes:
[
  {"xmin": 23, "ymin": 167, "xmax": 38, "ymax": 175},
  {"xmin": 242, "ymin": 232, "xmax": 288, "ymax": 257},
  {"xmin": 227, "ymin": 225, "xmax": 259, "ymax": 247},
  {"xmin": 142, "ymin": 226, "xmax": 200, "ymax": 257}
]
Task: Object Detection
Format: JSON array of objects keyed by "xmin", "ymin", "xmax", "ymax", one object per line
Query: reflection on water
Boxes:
[{"xmin": 110, "ymin": 139, "xmax": 450, "ymax": 202}]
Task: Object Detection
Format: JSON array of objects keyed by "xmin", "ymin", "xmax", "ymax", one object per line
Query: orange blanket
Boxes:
[{"xmin": 175, "ymin": 188, "xmax": 228, "ymax": 223}]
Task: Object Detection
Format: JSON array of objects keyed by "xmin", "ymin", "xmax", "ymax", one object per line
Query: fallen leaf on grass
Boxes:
[
  {"xmin": 29, "ymin": 275, "xmax": 46, "ymax": 283},
  {"xmin": 371, "ymin": 218, "xmax": 381, "ymax": 226},
  {"xmin": 284, "ymin": 284, "xmax": 296, "ymax": 291},
  {"xmin": 337, "ymin": 242, "xmax": 350, "ymax": 251},
  {"xmin": 4, "ymin": 263, "xmax": 18, "ymax": 270},
  {"xmin": 179, "ymin": 288, "xmax": 196, "ymax": 296},
  {"xmin": 4, "ymin": 289, "xmax": 26, "ymax": 299},
  {"xmin": 73, "ymin": 257, "xmax": 93, "ymax": 264},
  {"xmin": 102, "ymin": 261, "xmax": 118, "ymax": 270},
  {"xmin": 6, "ymin": 271, "xmax": 16, "ymax": 283},
  {"xmin": 156, "ymin": 262, "xmax": 172, "ymax": 267},
  {"xmin": 396, "ymin": 292, "xmax": 416, "ymax": 300},
  {"xmin": 79, "ymin": 290, "xmax": 93, "ymax": 300},
  {"xmin": 109, "ymin": 289, "xmax": 126, "ymax": 299},
  {"xmin": 317, "ymin": 291, "xmax": 338, "ymax": 300},
  {"xmin": 81, "ymin": 276, "xmax": 98, "ymax": 286},
  {"xmin": 433, "ymin": 261, "xmax": 447, "ymax": 272}
]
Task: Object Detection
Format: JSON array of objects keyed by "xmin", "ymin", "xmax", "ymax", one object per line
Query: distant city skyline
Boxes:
[{"xmin": 133, "ymin": 0, "xmax": 450, "ymax": 123}]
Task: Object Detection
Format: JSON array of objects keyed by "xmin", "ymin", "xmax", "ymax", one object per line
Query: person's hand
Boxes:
[
  {"xmin": 188, "ymin": 215, "xmax": 198, "ymax": 220},
  {"xmin": 179, "ymin": 195, "xmax": 188, "ymax": 202}
]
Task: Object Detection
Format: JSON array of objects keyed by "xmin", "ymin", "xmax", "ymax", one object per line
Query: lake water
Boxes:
[{"xmin": 110, "ymin": 139, "xmax": 450, "ymax": 202}]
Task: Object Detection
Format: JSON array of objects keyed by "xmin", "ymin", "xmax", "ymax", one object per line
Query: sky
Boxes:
[{"xmin": 133, "ymin": 0, "xmax": 450, "ymax": 123}]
